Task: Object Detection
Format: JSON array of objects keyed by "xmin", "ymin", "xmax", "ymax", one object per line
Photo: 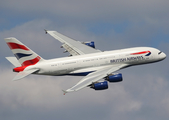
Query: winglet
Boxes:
[
  {"xmin": 62, "ymin": 90, "xmax": 68, "ymax": 95},
  {"xmin": 44, "ymin": 29, "xmax": 48, "ymax": 34},
  {"xmin": 62, "ymin": 89, "xmax": 75, "ymax": 95}
]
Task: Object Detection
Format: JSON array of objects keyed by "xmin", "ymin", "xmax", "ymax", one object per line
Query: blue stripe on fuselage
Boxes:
[
  {"xmin": 145, "ymin": 52, "xmax": 151, "ymax": 56},
  {"xmin": 66, "ymin": 71, "xmax": 94, "ymax": 76}
]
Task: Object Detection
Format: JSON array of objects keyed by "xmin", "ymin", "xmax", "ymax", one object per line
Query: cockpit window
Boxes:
[{"xmin": 158, "ymin": 51, "xmax": 162, "ymax": 54}]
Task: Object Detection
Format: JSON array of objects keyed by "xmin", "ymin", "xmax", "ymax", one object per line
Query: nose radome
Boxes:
[{"xmin": 162, "ymin": 52, "xmax": 166, "ymax": 59}]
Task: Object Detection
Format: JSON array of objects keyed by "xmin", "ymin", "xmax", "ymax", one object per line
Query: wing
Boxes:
[
  {"xmin": 63, "ymin": 64, "xmax": 128, "ymax": 94},
  {"xmin": 45, "ymin": 30, "xmax": 101, "ymax": 56}
]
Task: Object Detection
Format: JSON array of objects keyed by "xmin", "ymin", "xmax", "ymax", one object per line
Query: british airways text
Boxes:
[{"xmin": 110, "ymin": 56, "xmax": 144, "ymax": 63}]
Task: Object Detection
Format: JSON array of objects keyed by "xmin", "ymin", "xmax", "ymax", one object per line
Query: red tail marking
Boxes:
[
  {"xmin": 13, "ymin": 56, "xmax": 41, "ymax": 72},
  {"xmin": 21, "ymin": 56, "xmax": 41, "ymax": 66},
  {"xmin": 7, "ymin": 42, "xmax": 29, "ymax": 50},
  {"xmin": 13, "ymin": 66, "xmax": 28, "ymax": 72}
]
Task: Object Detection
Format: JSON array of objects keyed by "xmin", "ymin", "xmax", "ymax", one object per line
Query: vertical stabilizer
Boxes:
[{"xmin": 5, "ymin": 37, "xmax": 44, "ymax": 66}]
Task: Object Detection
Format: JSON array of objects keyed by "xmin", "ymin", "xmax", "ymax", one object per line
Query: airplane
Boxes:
[{"xmin": 4, "ymin": 30, "xmax": 166, "ymax": 94}]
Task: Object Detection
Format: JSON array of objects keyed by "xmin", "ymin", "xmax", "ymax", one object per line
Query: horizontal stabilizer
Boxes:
[
  {"xmin": 12, "ymin": 68, "xmax": 39, "ymax": 81},
  {"xmin": 6, "ymin": 57, "xmax": 21, "ymax": 67}
]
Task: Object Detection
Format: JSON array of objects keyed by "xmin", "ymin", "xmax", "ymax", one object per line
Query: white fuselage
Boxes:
[{"xmin": 30, "ymin": 47, "xmax": 166, "ymax": 76}]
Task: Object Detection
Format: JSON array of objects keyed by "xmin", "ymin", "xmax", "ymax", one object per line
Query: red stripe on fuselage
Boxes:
[
  {"xmin": 21, "ymin": 56, "xmax": 41, "ymax": 66},
  {"xmin": 130, "ymin": 51, "xmax": 150, "ymax": 55},
  {"xmin": 7, "ymin": 42, "xmax": 29, "ymax": 50}
]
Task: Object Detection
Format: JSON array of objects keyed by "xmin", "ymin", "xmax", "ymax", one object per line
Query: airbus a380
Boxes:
[{"xmin": 4, "ymin": 30, "xmax": 166, "ymax": 94}]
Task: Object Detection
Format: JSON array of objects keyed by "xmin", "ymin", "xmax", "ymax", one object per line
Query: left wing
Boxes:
[
  {"xmin": 63, "ymin": 64, "xmax": 128, "ymax": 94},
  {"xmin": 46, "ymin": 30, "xmax": 101, "ymax": 56}
]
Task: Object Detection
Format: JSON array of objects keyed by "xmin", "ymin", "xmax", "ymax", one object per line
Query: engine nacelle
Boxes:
[
  {"xmin": 84, "ymin": 41, "xmax": 95, "ymax": 48},
  {"xmin": 106, "ymin": 73, "xmax": 123, "ymax": 82},
  {"xmin": 91, "ymin": 81, "xmax": 108, "ymax": 90}
]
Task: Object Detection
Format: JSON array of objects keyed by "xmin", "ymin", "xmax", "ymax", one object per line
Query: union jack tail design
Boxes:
[{"xmin": 5, "ymin": 37, "xmax": 44, "ymax": 66}]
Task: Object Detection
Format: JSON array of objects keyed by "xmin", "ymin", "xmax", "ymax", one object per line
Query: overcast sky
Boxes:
[{"xmin": 0, "ymin": 0, "xmax": 169, "ymax": 120}]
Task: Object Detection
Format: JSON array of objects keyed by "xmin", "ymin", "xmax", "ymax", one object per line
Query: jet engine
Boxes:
[
  {"xmin": 106, "ymin": 73, "xmax": 123, "ymax": 82},
  {"xmin": 83, "ymin": 41, "xmax": 95, "ymax": 48},
  {"xmin": 91, "ymin": 81, "xmax": 108, "ymax": 90}
]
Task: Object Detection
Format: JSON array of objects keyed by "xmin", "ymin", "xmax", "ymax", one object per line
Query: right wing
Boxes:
[
  {"xmin": 46, "ymin": 30, "xmax": 101, "ymax": 56},
  {"xmin": 63, "ymin": 64, "xmax": 128, "ymax": 94}
]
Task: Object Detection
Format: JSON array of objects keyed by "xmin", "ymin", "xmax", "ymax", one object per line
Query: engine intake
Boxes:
[
  {"xmin": 91, "ymin": 81, "xmax": 108, "ymax": 90},
  {"xmin": 106, "ymin": 73, "xmax": 123, "ymax": 82}
]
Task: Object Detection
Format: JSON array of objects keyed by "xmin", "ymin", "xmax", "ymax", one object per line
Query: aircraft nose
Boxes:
[{"xmin": 161, "ymin": 52, "xmax": 166, "ymax": 60}]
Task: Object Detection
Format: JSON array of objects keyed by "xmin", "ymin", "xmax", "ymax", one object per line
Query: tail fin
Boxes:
[{"xmin": 5, "ymin": 37, "xmax": 44, "ymax": 66}]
